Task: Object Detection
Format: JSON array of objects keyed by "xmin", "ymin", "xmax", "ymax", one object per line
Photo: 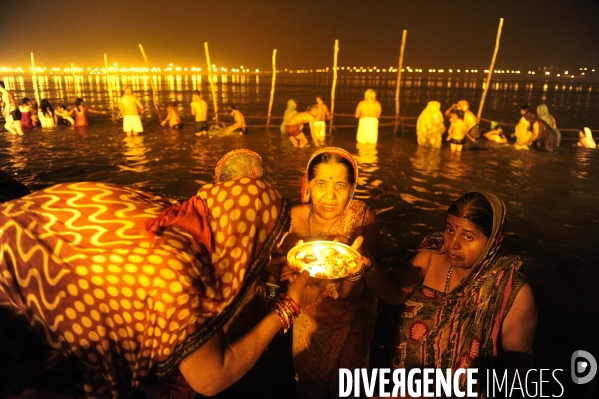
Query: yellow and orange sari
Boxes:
[{"xmin": 0, "ymin": 177, "xmax": 290, "ymax": 398}]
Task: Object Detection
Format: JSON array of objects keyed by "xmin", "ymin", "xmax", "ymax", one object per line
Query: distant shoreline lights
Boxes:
[{"xmin": 1, "ymin": 64, "xmax": 596, "ymax": 80}]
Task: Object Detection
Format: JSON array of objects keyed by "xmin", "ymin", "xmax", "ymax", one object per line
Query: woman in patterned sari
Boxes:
[
  {"xmin": 364, "ymin": 192, "xmax": 537, "ymax": 397},
  {"xmin": 278, "ymin": 147, "xmax": 381, "ymax": 399},
  {"xmin": 0, "ymin": 177, "xmax": 318, "ymax": 398}
]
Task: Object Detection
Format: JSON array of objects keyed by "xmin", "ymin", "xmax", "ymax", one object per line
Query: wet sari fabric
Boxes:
[
  {"xmin": 0, "ymin": 178, "xmax": 290, "ymax": 398},
  {"xmin": 392, "ymin": 192, "xmax": 526, "ymax": 394}
]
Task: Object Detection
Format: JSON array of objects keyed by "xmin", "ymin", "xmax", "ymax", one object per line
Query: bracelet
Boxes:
[
  {"xmin": 279, "ymin": 293, "xmax": 300, "ymax": 316},
  {"xmin": 346, "ymin": 268, "xmax": 364, "ymax": 283},
  {"xmin": 272, "ymin": 294, "xmax": 300, "ymax": 334}
]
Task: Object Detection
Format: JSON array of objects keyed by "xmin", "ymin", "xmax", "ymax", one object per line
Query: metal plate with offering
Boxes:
[{"xmin": 287, "ymin": 240, "xmax": 362, "ymax": 281}]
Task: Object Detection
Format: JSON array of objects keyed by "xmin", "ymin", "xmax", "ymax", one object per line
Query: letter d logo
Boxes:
[{"xmin": 571, "ymin": 350, "xmax": 597, "ymax": 384}]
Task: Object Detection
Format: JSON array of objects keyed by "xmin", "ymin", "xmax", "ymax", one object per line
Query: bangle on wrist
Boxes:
[{"xmin": 272, "ymin": 294, "xmax": 300, "ymax": 334}]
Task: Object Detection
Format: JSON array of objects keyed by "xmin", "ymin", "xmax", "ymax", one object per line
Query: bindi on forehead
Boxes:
[{"xmin": 330, "ymin": 177, "xmax": 333, "ymax": 180}]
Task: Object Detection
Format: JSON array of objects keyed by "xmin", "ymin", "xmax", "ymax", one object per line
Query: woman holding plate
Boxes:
[{"xmin": 280, "ymin": 146, "xmax": 381, "ymax": 399}]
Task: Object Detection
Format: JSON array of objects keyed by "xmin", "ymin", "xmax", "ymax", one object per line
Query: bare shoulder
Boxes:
[
  {"xmin": 501, "ymin": 282, "xmax": 537, "ymax": 352},
  {"xmin": 411, "ymin": 250, "xmax": 432, "ymax": 275},
  {"xmin": 291, "ymin": 203, "xmax": 309, "ymax": 221}
]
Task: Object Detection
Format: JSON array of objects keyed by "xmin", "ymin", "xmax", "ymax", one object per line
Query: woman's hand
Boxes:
[
  {"xmin": 286, "ymin": 270, "xmax": 323, "ymax": 308},
  {"xmin": 265, "ymin": 239, "xmax": 303, "ymax": 281}
]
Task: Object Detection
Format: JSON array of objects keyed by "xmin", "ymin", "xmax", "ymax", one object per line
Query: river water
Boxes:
[{"xmin": 1, "ymin": 73, "xmax": 598, "ymax": 396}]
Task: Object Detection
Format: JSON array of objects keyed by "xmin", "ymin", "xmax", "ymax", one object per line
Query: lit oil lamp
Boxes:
[{"xmin": 287, "ymin": 240, "xmax": 362, "ymax": 281}]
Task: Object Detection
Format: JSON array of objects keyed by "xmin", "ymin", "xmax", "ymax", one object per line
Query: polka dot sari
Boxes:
[{"xmin": 0, "ymin": 178, "xmax": 291, "ymax": 398}]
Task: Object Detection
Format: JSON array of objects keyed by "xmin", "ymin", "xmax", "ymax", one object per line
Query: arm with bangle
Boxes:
[{"xmin": 179, "ymin": 270, "xmax": 313, "ymax": 396}]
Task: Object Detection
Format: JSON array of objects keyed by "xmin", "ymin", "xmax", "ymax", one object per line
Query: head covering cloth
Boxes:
[
  {"xmin": 536, "ymin": 104, "xmax": 555, "ymax": 128},
  {"xmin": 214, "ymin": 149, "xmax": 263, "ymax": 183}
]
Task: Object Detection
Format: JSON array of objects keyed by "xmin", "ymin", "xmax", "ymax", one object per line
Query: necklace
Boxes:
[
  {"xmin": 444, "ymin": 265, "xmax": 453, "ymax": 294},
  {"xmin": 308, "ymin": 206, "xmax": 313, "ymax": 236}
]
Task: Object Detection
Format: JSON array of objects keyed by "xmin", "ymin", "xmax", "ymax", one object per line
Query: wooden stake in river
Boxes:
[
  {"xmin": 477, "ymin": 18, "xmax": 504, "ymax": 122},
  {"xmin": 394, "ymin": 30, "xmax": 407, "ymax": 134},
  {"xmin": 104, "ymin": 53, "xmax": 116, "ymax": 122},
  {"xmin": 266, "ymin": 49, "xmax": 277, "ymax": 129},
  {"xmin": 71, "ymin": 62, "xmax": 78, "ymax": 97},
  {"xmin": 329, "ymin": 39, "xmax": 339, "ymax": 134},
  {"xmin": 204, "ymin": 42, "xmax": 219, "ymax": 124},
  {"xmin": 30, "ymin": 53, "xmax": 40, "ymax": 104},
  {"xmin": 138, "ymin": 44, "xmax": 163, "ymax": 122}
]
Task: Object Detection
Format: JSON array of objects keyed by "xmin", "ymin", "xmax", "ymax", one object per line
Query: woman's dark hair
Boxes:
[
  {"xmin": 75, "ymin": 98, "xmax": 84, "ymax": 107},
  {"xmin": 20, "ymin": 98, "xmax": 29, "ymax": 105},
  {"xmin": 40, "ymin": 99, "xmax": 54, "ymax": 117},
  {"xmin": 307, "ymin": 153, "xmax": 355, "ymax": 186},
  {"xmin": 447, "ymin": 192, "xmax": 493, "ymax": 238}
]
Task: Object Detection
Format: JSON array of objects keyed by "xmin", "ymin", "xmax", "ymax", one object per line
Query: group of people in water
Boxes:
[
  {"xmin": 281, "ymin": 89, "xmax": 382, "ymax": 148},
  {"xmin": 3, "ymin": 79, "xmax": 596, "ymax": 154},
  {"xmin": 0, "ymin": 81, "xmax": 108, "ymax": 134},
  {"xmin": 416, "ymin": 98, "xmax": 597, "ymax": 152},
  {"xmin": 0, "ymin": 145, "xmax": 537, "ymax": 399}
]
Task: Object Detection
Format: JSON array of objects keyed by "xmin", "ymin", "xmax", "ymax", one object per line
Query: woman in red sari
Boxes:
[
  {"xmin": 279, "ymin": 147, "xmax": 381, "ymax": 399},
  {"xmin": 0, "ymin": 177, "xmax": 318, "ymax": 398}
]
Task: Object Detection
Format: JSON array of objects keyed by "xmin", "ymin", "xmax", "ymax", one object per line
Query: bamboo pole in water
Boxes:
[
  {"xmin": 104, "ymin": 53, "xmax": 116, "ymax": 122},
  {"xmin": 30, "ymin": 53, "xmax": 40, "ymax": 104},
  {"xmin": 138, "ymin": 44, "xmax": 163, "ymax": 122},
  {"xmin": 329, "ymin": 39, "xmax": 339, "ymax": 134},
  {"xmin": 204, "ymin": 42, "xmax": 219, "ymax": 124},
  {"xmin": 266, "ymin": 49, "xmax": 277, "ymax": 129},
  {"xmin": 477, "ymin": 18, "xmax": 504, "ymax": 122},
  {"xmin": 71, "ymin": 62, "xmax": 78, "ymax": 97},
  {"xmin": 394, "ymin": 30, "xmax": 407, "ymax": 133}
]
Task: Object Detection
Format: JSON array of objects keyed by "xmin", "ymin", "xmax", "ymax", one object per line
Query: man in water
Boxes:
[
  {"xmin": 0, "ymin": 81, "xmax": 24, "ymax": 135},
  {"xmin": 191, "ymin": 91, "xmax": 208, "ymax": 136},
  {"xmin": 285, "ymin": 105, "xmax": 319, "ymax": 147},
  {"xmin": 119, "ymin": 85, "xmax": 144, "ymax": 136},
  {"xmin": 446, "ymin": 100, "xmax": 480, "ymax": 147},
  {"xmin": 355, "ymin": 89, "xmax": 381, "ymax": 144},
  {"xmin": 314, "ymin": 94, "xmax": 330, "ymax": 142},
  {"xmin": 226, "ymin": 106, "xmax": 247, "ymax": 135},
  {"xmin": 160, "ymin": 102, "xmax": 183, "ymax": 129}
]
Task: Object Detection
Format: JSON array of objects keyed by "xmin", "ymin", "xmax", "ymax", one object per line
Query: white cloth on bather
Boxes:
[
  {"xmin": 356, "ymin": 117, "xmax": 378, "ymax": 144},
  {"xmin": 314, "ymin": 120, "xmax": 326, "ymax": 139},
  {"xmin": 580, "ymin": 127, "xmax": 597, "ymax": 149}
]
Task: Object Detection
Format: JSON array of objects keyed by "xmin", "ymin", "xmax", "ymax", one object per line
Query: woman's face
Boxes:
[
  {"xmin": 309, "ymin": 163, "xmax": 351, "ymax": 222},
  {"xmin": 443, "ymin": 214, "xmax": 489, "ymax": 269}
]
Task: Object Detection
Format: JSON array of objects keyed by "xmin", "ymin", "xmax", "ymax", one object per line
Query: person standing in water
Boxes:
[
  {"xmin": 191, "ymin": 91, "xmax": 208, "ymax": 136},
  {"xmin": 446, "ymin": 109, "xmax": 468, "ymax": 152},
  {"xmin": 161, "ymin": 102, "xmax": 183, "ymax": 129},
  {"xmin": 286, "ymin": 105, "xmax": 319, "ymax": 147},
  {"xmin": 0, "ymin": 81, "xmax": 24, "ymax": 135},
  {"xmin": 72, "ymin": 98, "xmax": 106, "ymax": 127},
  {"xmin": 314, "ymin": 95, "xmax": 330, "ymax": 142},
  {"xmin": 119, "ymin": 85, "xmax": 144, "ymax": 135},
  {"xmin": 280, "ymin": 99, "xmax": 298, "ymax": 135},
  {"xmin": 446, "ymin": 100, "xmax": 480, "ymax": 148},
  {"xmin": 18, "ymin": 98, "xmax": 34, "ymax": 130},
  {"xmin": 226, "ymin": 106, "xmax": 247, "ymax": 135},
  {"xmin": 355, "ymin": 89, "xmax": 381, "ymax": 144}
]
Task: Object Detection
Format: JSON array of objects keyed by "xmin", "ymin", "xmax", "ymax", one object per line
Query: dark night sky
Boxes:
[{"xmin": 2, "ymin": 0, "xmax": 598, "ymax": 71}]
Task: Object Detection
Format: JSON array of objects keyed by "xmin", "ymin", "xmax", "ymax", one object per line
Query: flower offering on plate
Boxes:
[{"xmin": 287, "ymin": 240, "xmax": 362, "ymax": 281}]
